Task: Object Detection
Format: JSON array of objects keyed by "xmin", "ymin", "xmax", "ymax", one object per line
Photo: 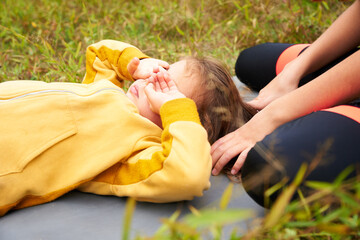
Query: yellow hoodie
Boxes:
[{"xmin": 0, "ymin": 40, "xmax": 212, "ymax": 216}]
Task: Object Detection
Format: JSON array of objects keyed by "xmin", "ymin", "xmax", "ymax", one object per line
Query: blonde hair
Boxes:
[{"xmin": 184, "ymin": 56, "xmax": 256, "ymax": 144}]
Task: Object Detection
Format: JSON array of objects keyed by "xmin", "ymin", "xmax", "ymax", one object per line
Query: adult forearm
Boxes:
[
  {"xmin": 265, "ymin": 50, "xmax": 360, "ymax": 135},
  {"xmin": 294, "ymin": 0, "xmax": 360, "ymax": 78}
]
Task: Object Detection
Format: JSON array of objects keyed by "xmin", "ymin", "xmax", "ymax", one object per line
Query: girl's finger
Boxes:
[
  {"xmin": 158, "ymin": 60, "xmax": 170, "ymax": 70},
  {"xmin": 158, "ymin": 66, "xmax": 167, "ymax": 73},
  {"xmin": 144, "ymin": 82, "xmax": 155, "ymax": 95},
  {"xmin": 164, "ymin": 73, "xmax": 178, "ymax": 91},
  {"xmin": 127, "ymin": 57, "xmax": 140, "ymax": 76},
  {"xmin": 155, "ymin": 80, "xmax": 161, "ymax": 92},
  {"xmin": 144, "ymin": 83, "xmax": 157, "ymax": 112},
  {"xmin": 153, "ymin": 65, "xmax": 160, "ymax": 73},
  {"xmin": 157, "ymin": 72, "xmax": 169, "ymax": 92},
  {"xmin": 145, "ymin": 75, "xmax": 155, "ymax": 85}
]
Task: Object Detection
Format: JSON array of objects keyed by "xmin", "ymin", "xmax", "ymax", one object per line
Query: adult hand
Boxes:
[
  {"xmin": 211, "ymin": 105, "xmax": 278, "ymax": 175},
  {"xmin": 247, "ymin": 60, "xmax": 302, "ymax": 110},
  {"xmin": 127, "ymin": 57, "xmax": 170, "ymax": 80},
  {"xmin": 211, "ymin": 124, "xmax": 257, "ymax": 175},
  {"xmin": 144, "ymin": 71, "xmax": 186, "ymax": 114}
]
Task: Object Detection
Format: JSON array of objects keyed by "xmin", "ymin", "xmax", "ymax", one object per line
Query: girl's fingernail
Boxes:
[{"xmin": 231, "ymin": 169, "xmax": 236, "ymax": 175}]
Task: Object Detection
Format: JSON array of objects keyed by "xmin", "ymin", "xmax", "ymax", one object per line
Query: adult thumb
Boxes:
[{"xmin": 247, "ymin": 98, "xmax": 266, "ymax": 110}]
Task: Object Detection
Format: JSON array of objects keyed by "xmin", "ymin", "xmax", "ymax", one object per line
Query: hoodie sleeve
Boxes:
[
  {"xmin": 82, "ymin": 40, "xmax": 149, "ymax": 87},
  {"xmin": 78, "ymin": 98, "xmax": 212, "ymax": 202}
]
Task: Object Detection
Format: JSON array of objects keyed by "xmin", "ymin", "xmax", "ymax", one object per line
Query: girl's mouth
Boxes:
[{"xmin": 130, "ymin": 84, "xmax": 139, "ymax": 98}]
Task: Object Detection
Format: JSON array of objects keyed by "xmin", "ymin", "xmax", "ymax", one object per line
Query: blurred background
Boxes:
[{"xmin": 0, "ymin": 0, "xmax": 352, "ymax": 83}]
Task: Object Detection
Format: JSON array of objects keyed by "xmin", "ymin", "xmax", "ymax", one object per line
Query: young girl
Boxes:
[{"xmin": 0, "ymin": 40, "xmax": 253, "ymax": 216}]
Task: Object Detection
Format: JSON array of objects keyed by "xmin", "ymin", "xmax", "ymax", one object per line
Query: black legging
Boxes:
[{"xmin": 236, "ymin": 43, "xmax": 360, "ymax": 207}]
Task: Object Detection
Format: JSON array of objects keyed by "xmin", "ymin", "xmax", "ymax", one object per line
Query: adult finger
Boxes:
[
  {"xmin": 211, "ymin": 138, "xmax": 232, "ymax": 166},
  {"xmin": 213, "ymin": 142, "xmax": 242, "ymax": 168},
  {"xmin": 211, "ymin": 144, "xmax": 244, "ymax": 175},
  {"xmin": 211, "ymin": 130, "xmax": 237, "ymax": 156},
  {"xmin": 231, "ymin": 147, "xmax": 251, "ymax": 175},
  {"xmin": 247, "ymin": 97, "xmax": 267, "ymax": 110}
]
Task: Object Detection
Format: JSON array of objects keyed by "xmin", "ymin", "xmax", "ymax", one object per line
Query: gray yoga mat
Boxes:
[{"xmin": 0, "ymin": 174, "xmax": 263, "ymax": 240}]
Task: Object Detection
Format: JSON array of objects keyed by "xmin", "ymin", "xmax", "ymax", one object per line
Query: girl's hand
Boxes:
[
  {"xmin": 144, "ymin": 71, "xmax": 186, "ymax": 114},
  {"xmin": 127, "ymin": 57, "xmax": 170, "ymax": 80},
  {"xmin": 247, "ymin": 60, "xmax": 302, "ymax": 110}
]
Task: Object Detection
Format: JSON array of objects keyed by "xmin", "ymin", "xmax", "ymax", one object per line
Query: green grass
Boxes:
[
  {"xmin": 1, "ymin": 0, "xmax": 359, "ymax": 239},
  {"xmin": 0, "ymin": 0, "xmax": 350, "ymax": 82},
  {"xmin": 126, "ymin": 166, "xmax": 360, "ymax": 239}
]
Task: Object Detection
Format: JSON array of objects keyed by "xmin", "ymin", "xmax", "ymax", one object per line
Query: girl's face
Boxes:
[{"xmin": 126, "ymin": 60, "xmax": 197, "ymax": 128}]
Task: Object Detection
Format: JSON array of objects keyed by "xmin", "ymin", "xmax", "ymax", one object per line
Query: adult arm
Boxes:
[
  {"xmin": 248, "ymin": 0, "xmax": 360, "ymax": 109},
  {"xmin": 212, "ymin": 49, "xmax": 360, "ymax": 175}
]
